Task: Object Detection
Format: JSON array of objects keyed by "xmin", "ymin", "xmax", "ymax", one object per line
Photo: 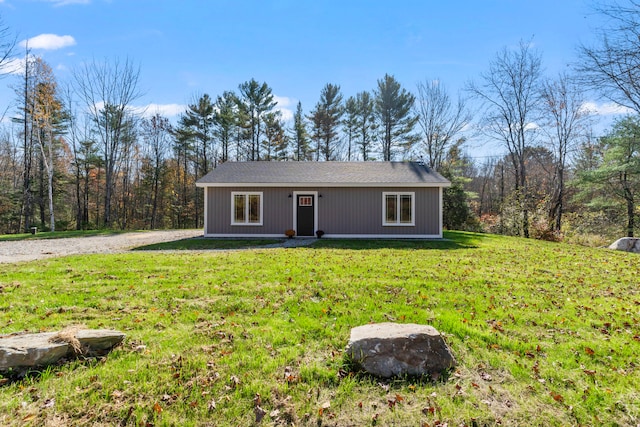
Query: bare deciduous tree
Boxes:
[
  {"xmin": 73, "ymin": 58, "xmax": 142, "ymax": 227},
  {"xmin": 415, "ymin": 79, "xmax": 471, "ymax": 170},
  {"xmin": 540, "ymin": 73, "xmax": 591, "ymax": 232},
  {"xmin": 577, "ymin": 0, "xmax": 640, "ymax": 114},
  {"xmin": 31, "ymin": 58, "xmax": 66, "ymax": 232},
  {"xmin": 0, "ymin": 14, "xmax": 16, "ymax": 79},
  {"xmin": 467, "ymin": 40, "xmax": 543, "ymax": 238}
]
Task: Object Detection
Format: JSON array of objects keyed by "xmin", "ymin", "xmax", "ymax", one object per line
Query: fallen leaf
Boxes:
[
  {"xmin": 583, "ymin": 369, "xmax": 596, "ymax": 376},
  {"xmin": 550, "ymin": 391, "xmax": 564, "ymax": 403},
  {"xmin": 22, "ymin": 414, "xmax": 37, "ymax": 422},
  {"xmin": 585, "ymin": 347, "xmax": 595, "ymax": 356},
  {"xmin": 422, "ymin": 406, "xmax": 436, "ymax": 415},
  {"xmin": 208, "ymin": 399, "xmax": 216, "ymax": 411},
  {"xmin": 153, "ymin": 402, "xmax": 163, "ymax": 414}
]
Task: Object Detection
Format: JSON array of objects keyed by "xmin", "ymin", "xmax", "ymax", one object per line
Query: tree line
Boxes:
[{"xmin": 1, "ymin": 1, "xmax": 639, "ymax": 243}]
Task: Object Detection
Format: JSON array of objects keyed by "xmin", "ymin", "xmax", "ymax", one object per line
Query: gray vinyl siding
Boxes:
[
  {"xmin": 206, "ymin": 187, "xmax": 293, "ymax": 235},
  {"xmin": 317, "ymin": 187, "xmax": 440, "ymax": 235},
  {"xmin": 206, "ymin": 186, "xmax": 441, "ymax": 236}
]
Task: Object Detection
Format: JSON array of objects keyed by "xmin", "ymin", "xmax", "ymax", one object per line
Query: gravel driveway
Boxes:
[{"xmin": 0, "ymin": 230, "xmax": 203, "ymax": 264}]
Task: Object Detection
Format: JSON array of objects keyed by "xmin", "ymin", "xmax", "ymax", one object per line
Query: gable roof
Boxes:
[{"xmin": 196, "ymin": 161, "xmax": 450, "ymax": 187}]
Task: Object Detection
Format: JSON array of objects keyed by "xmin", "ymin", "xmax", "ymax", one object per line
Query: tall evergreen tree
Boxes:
[
  {"xmin": 291, "ymin": 101, "xmax": 311, "ymax": 161},
  {"xmin": 238, "ymin": 79, "xmax": 277, "ymax": 161},
  {"xmin": 309, "ymin": 83, "xmax": 343, "ymax": 161},
  {"xmin": 354, "ymin": 91, "xmax": 377, "ymax": 161},
  {"xmin": 343, "ymin": 96, "xmax": 358, "ymax": 161},
  {"xmin": 213, "ymin": 91, "xmax": 237, "ymax": 163},
  {"xmin": 374, "ymin": 74, "xmax": 418, "ymax": 161},
  {"xmin": 262, "ymin": 111, "xmax": 288, "ymax": 160},
  {"xmin": 180, "ymin": 93, "xmax": 215, "ymax": 175},
  {"xmin": 574, "ymin": 116, "xmax": 640, "ymax": 237}
]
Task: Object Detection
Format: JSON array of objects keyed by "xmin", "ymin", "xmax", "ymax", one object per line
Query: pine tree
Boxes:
[
  {"xmin": 309, "ymin": 83, "xmax": 343, "ymax": 161},
  {"xmin": 354, "ymin": 91, "xmax": 377, "ymax": 161},
  {"xmin": 291, "ymin": 102, "xmax": 311, "ymax": 161},
  {"xmin": 238, "ymin": 79, "xmax": 277, "ymax": 161},
  {"xmin": 374, "ymin": 74, "xmax": 418, "ymax": 161}
]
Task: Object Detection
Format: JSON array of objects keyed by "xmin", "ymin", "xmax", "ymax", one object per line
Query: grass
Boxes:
[
  {"xmin": 0, "ymin": 231, "xmax": 638, "ymax": 426},
  {"xmin": 133, "ymin": 238, "xmax": 282, "ymax": 251}
]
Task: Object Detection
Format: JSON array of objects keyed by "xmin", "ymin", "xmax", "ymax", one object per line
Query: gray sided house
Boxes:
[{"xmin": 195, "ymin": 161, "xmax": 451, "ymax": 239}]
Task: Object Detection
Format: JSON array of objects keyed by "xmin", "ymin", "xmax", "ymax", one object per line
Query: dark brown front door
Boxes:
[{"xmin": 296, "ymin": 195, "xmax": 314, "ymax": 236}]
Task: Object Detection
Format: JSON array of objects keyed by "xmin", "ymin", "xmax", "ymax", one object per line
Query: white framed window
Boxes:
[
  {"xmin": 231, "ymin": 192, "xmax": 263, "ymax": 225},
  {"xmin": 382, "ymin": 192, "xmax": 415, "ymax": 226}
]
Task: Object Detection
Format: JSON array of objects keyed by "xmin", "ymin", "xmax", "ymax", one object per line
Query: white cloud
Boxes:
[
  {"xmin": 276, "ymin": 107, "xmax": 294, "ymax": 122},
  {"xmin": 274, "ymin": 95, "xmax": 295, "ymax": 122},
  {"xmin": 43, "ymin": 0, "xmax": 91, "ymax": 6},
  {"xmin": 131, "ymin": 103, "xmax": 186, "ymax": 118},
  {"xmin": 580, "ymin": 101, "xmax": 635, "ymax": 116},
  {"xmin": 0, "ymin": 56, "xmax": 28, "ymax": 75},
  {"xmin": 273, "ymin": 95, "xmax": 293, "ymax": 108},
  {"xmin": 20, "ymin": 34, "xmax": 76, "ymax": 50}
]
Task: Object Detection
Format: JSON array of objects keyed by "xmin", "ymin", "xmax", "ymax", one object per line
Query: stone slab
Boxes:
[{"xmin": 0, "ymin": 329, "xmax": 125, "ymax": 370}]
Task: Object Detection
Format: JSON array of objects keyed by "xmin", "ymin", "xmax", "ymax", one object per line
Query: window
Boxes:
[
  {"xmin": 298, "ymin": 196, "xmax": 313, "ymax": 206},
  {"xmin": 382, "ymin": 192, "xmax": 414, "ymax": 226},
  {"xmin": 231, "ymin": 192, "xmax": 263, "ymax": 225}
]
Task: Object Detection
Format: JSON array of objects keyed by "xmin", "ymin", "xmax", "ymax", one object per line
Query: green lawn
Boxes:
[{"xmin": 0, "ymin": 232, "xmax": 638, "ymax": 426}]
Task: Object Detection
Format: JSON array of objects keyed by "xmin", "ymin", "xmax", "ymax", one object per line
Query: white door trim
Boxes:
[{"xmin": 292, "ymin": 190, "xmax": 318, "ymax": 236}]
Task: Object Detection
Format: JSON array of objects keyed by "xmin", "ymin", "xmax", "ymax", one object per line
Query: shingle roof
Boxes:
[{"xmin": 196, "ymin": 161, "xmax": 450, "ymax": 187}]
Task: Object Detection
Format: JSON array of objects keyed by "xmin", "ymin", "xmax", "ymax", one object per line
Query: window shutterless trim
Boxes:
[
  {"xmin": 230, "ymin": 191, "xmax": 263, "ymax": 226},
  {"xmin": 382, "ymin": 192, "xmax": 415, "ymax": 226}
]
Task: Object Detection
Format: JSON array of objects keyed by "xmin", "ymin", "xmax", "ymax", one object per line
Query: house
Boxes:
[{"xmin": 195, "ymin": 161, "xmax": 451, "ymax": 239}]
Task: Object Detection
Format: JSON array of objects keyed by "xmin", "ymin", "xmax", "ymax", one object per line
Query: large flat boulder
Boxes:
[
  {"xmin": 346, "ymin": 323, "xmax": 455, "ymax": 379},
  {"xmin": 609, "ymin": 237, "xmax": 640, "ymax": 253},
  {"xmin": 0, "ymin": 329, "xmax": 125, "ymax": 370}
]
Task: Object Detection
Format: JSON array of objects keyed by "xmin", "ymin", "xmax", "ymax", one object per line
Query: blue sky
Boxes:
[{"xmin": 0, "ymin": 0, "xmax": 628, "ymax": 157}]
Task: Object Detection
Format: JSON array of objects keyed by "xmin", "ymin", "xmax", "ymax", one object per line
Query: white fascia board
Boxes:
[{"xmin": 196, "ymin": 182, "xmax": 451, "ymax": 188}]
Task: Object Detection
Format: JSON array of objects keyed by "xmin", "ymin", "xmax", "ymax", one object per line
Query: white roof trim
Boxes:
[{"xmin": 196, "ymin": 182, "xmax": 451, "ymax": 188}]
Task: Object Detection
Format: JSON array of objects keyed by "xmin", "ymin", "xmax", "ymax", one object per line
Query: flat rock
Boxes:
[
  {"xmin": 345, "ymin": 323, "xmax": 455, "ymax": 378},
  {"xmin": 609, "ymin": 237, "xmax": 640, "ymax": 253},
  {"xmin": 0, "ymin": 329, "xmax": 125, "ymax": 370}
]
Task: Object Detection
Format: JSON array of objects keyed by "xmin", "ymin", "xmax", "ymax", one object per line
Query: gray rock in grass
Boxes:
[
  {"xmin": 0, "ymin": 329, "xmax": 125, "ymax": 370},
  {"xmin": 345, "ymin": 322, "xmax": 455, "ymax": 379},
  {"xmin": 609, "ymin": 237, "xmax": 640, "ymax": 253}
]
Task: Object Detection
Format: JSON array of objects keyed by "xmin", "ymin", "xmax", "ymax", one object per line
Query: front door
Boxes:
[{"xmin": 296, "ymin": 194, "xmax": 315, "ymax": 236}]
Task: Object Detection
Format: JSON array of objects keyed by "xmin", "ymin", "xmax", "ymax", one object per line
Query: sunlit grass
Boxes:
[{"xmin": 0, "ymin": 231, "xmax": 638, "ymax": 426}]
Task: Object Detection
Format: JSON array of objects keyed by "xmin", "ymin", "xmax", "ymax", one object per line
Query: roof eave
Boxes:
[{"xmin": 196, "ymin": 181, "xmax": 451, "ymax": 188}]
